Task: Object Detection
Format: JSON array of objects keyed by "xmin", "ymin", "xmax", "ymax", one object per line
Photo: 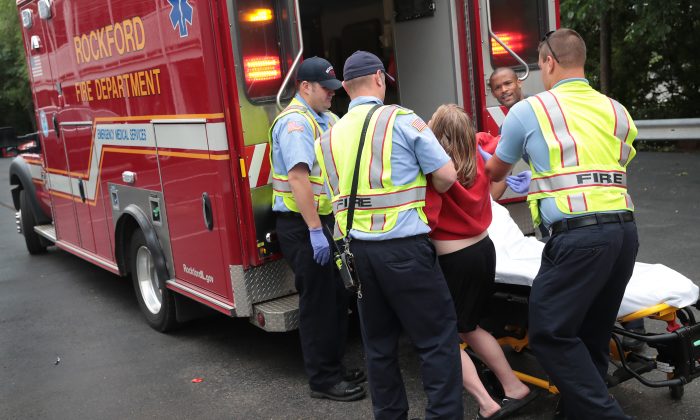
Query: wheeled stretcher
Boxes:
[{"xmin": 480, "ymin": 201, "xmax": 700, "ymax": 399}]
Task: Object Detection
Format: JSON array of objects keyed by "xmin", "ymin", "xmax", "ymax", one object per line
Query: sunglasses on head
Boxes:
[{"xmin": 541, "ymin": 30, "xmax": 560, "ymax": 64}]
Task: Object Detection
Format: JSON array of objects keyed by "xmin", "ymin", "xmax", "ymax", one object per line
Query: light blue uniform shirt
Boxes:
[
  {"xmin": 496, "ymin": 78, "xmax": 624, "ymax": 227},
  {"xmin": 346, "ymin": 96, "xmax": 450, "ymax": 241},
  {"xmin": 271, "ymin": 94, "xmax": 332, "ymax": 212}
]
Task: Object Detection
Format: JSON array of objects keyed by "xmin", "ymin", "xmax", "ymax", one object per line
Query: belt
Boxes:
[
  {"xmin": 274, "ymin": 211, "xmax": 303, "ymax": 219},
  {"xmin": 549, "ymin": 211, "xmax": 634, "ymax": 235}
]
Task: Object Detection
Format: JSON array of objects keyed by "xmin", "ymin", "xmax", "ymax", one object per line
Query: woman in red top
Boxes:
[{"xmin": 427, "ymin": 104, "xmax": 535, "ymax": 419}]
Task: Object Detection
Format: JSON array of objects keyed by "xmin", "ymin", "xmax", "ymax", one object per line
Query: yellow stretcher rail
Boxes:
[{"xmin": 618, "ymin": 303, "xmax": 678, "ymax": 323}]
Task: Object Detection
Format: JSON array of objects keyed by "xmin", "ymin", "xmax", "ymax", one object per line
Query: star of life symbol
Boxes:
[{"xmin": 168, "ymin": 0, "xmax": 194, "ymax": 37}]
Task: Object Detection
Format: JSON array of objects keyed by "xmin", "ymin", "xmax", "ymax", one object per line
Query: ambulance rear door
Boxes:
[
  {"xmin": 392, "ymin": 0, "xmax": 465, "ymax": 121},
  {"xmin": 479, "ymin": 0, "xmax": 557, "ymax": 132}
]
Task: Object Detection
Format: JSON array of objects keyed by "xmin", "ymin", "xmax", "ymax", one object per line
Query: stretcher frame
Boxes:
[{"xmin": 475, "ymin": 283, "xmax": 700, "ymax": 400}]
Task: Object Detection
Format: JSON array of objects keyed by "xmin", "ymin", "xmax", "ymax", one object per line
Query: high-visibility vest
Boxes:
[
  {"xmin": 268, "ymin": 97, "xmax": 338, "ymax": 215},
  {"xmin": 315, "ymin": 103, "xmax": 427, "ymax": 240},
  {"xmin": 525, "ymin": 80, "xmax": 637, "ymax": 227}
]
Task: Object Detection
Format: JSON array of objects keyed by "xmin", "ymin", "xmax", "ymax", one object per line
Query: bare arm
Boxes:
[
  {"xmin": 490, "ymin": 179, "xmax": 508, "ymax": 200},
  {"xmin": 430, "ymin": 160, "xmax": 457, "ymax": 193},
  {"xmin": 287, "ymin": 164, "xmax": 322, "ymax": 229},
  {"xmin": 485, "ymin": 154, "xmax": 514, "ymax": 182}
]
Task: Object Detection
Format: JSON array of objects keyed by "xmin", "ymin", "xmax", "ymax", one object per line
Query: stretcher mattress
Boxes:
[{"xmin": 488, "ymin": 201, "xmax": 699, "ymax": 318}]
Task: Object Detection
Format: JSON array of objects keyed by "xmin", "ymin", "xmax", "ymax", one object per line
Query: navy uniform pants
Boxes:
[
  {"xmin": 529, "ymin": 219, "xmax": 638, "ymax": 420},
  {"xmin": 276, "ymin": 213, "xmax": 349, "ymax": 390},
  {"xmin": 351, "ymin": 234, "xmax": 463, "ymax": 420}
]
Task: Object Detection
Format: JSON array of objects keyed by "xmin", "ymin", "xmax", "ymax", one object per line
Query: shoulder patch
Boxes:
[
  {"xmin": 410, "ymin": 117, "xmax": 428, "ymax": 132},
  {"xmin": 287, "ymin": 120, "xmax": 305, "ymax": 134}
]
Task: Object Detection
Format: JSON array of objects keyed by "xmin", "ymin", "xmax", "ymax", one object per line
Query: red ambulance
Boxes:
[{"xmin": 10, "ymin": 0, "xmax": 558, "ymax": 332}]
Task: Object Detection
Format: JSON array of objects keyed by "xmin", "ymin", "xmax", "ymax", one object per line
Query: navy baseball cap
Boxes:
[
  {"xmin": 343, "ymin": 51, "xmax": 395, "ymax": 82},
  {"xmin": 296, "ymin": 57, "xmax": 342, "ymax": 90}
]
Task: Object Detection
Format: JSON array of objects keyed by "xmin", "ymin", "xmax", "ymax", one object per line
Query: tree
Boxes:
[
  {"xmin": 0, "ymin": 1, "xmax": 34, "ymax": 134},
  {"xmin": 561, "ymin": 0, "xmax": 700, "ymax": 119}
]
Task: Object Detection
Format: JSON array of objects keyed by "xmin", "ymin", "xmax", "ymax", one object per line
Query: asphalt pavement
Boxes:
[{"xmin": 1, "ymin": 151, "xmax": 699, "ymax": 420}]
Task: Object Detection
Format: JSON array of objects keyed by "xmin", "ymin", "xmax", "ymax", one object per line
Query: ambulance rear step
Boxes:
[
  {"xmin": 250, "ymin": 294, "xmax": 299, "ymax": 332},
  {"xmin": 34, "ymin": 224, "xmax": 57, "ymax": 242}
]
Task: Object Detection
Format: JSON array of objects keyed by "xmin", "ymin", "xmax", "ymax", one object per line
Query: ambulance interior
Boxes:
[
  {"xmin": 233, "ymin": 0, "xmax": 550, "ymax": 248},
  {"xmin": 297, "ymin": 0, "xmax": 464, "ymax": 121}
]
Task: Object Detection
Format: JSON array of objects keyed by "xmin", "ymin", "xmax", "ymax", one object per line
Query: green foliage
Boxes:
[
  {"xmin": 0, "ymin": 1, "xmax": 33, "ymax": 134},
  {"xmin": 561, "ymin": 0, "xmax": 700, "ymax": 119}
]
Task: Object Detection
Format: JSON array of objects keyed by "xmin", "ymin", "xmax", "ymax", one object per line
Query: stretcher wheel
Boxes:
[{"xmin": 669, "ymin": 383, "xmax": 684, "ymax": 400}]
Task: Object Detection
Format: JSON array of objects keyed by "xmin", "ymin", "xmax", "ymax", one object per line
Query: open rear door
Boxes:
[{"xmin": 393, "ymin": 1, "xmax": 464, "ymax": 121}]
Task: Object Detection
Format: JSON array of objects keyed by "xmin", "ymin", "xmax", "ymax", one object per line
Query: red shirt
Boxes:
[
  {"xmin": 476, "ymin": 131, "xmax": 500, "ymax": 155},
  {"xmin": 425, "ymin": 156, "xmax": 492, "ymax": 240}
]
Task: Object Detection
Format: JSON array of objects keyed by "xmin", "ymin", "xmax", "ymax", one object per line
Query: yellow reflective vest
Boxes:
[
  {"xmin": 315, "ymin": 103, "xmax": 427, "ymax": 240},
  {"xmin": 268, "ymin": 97, "xmax": 338, "ymax": 215},
  {"xmin": 525, "ymin": 80, "xmax": 637, "ymax": 227}
]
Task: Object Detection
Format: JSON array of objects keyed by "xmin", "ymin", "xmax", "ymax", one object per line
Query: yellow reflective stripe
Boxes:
[
  {"xmin": 369, "ymin": 106, "xmax": 399, "ymax": 189},
  {"xmin": 332, "ymin": 187, "xmax": 426, "ymax": 212},
  {"xmin": 609, "ymin": 98, "xmax": 633, "ymax": 166},
  {"xmin": 535, "ymin": 92, "xmax": 579, "ymax": 167},
  {"xmin": 530, "ymin": 170, "xmax": 627, "ymax": 194}
]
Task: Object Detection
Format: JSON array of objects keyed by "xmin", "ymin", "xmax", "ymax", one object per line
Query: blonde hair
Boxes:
[{"xmin": 430, "ymin": 104, "xmax": 477, "ymax": 187}]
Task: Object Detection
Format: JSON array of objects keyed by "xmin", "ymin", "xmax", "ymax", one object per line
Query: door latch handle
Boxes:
[
  {"xmin": 202, "ymin": 192, "xmax": 213, "ymax": 231},
  {"xmin": 52, "ymin": 113, "xmax": 60, "ymax": 137},
  {"xmin": 78, "ymin": 179, "xmax": 86, "ymax": 203}
]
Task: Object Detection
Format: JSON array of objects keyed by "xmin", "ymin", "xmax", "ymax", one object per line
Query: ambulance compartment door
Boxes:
[
  {"xmin": 393, "ymin": 0, "xmax": 463, "ymax": 121},
  {"xmin": 20, "ymin": 0, "xmax": 81, "ymax": 246},
  {"xmin": 153, "ymin": 121, "xmax": 230, "ymax": 298},
  {"xmin": 57, "ymin": 121, "xmax": 98, "ymax": 253}
]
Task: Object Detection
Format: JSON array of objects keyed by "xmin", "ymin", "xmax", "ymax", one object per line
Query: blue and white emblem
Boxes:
[{"xmin": 167, "ymin": 0, "xmax": 194, "ymax": 37}]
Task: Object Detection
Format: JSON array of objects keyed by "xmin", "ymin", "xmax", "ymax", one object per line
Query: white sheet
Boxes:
[{"xmin": 488, "ymin": 201, "xmax": 699, "ymax": 318}]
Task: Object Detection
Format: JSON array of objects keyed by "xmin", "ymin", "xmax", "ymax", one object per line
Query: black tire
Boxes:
[
  {"xmin": 670, "ymin": 383, "xmax": 684, "ymax": 400},
  {"xmin": 130, "ymin": 229, "xmax": 177, "ymax": 332},
  {"xmin": 19, "ymin": 190, "xmax": 47, "ymax": 255}
]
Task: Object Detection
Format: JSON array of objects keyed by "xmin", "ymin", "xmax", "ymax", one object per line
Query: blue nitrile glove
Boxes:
[
  {"xmin": 506, "ymin": 170, "xmax": 532, "ymax": 194},
  {"xmin": 478, "ymin": 145, "xmax": 493, "ymax": 163},
  {"xmin": 309, "ymin": 227, "xmax": 331, "ymax": 265}
]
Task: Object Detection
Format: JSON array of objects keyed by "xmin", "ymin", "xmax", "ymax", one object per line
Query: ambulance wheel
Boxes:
[
  {"xmin": 130, "ymin": 229, "xmax": 177, "ymax": 332},
  {"xmin": 670, "ymin": 383, "xmax": 684, "ymax": 400},
  {"xmin": 19, "ymin": 190, "xmax": 47, "ymax": 255}
]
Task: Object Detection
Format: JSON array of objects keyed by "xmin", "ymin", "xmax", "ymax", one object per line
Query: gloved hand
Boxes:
[
  {"xmin": 506, "ymin": 170, "xmax": 532, "ymax": 194},
  {"xmin": 309, "ymin": 227, "xmax": 331, "ymax": 265},
  {"xmin": 478, "ymin": 145, "xmax": 493, "ymax": 163}
]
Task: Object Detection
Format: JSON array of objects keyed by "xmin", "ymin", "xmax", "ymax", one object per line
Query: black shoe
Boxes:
[
  {"xmin": 475, "ymin": 407, "xmax": 506, "ymax": 420},
  {"xmin": 310, "ymin": 380, "xmax": 366, "ymax": 402},
  {"xmin": 342, "ymin": 367, "xmax": 367, "ymax": 384},
  {"xmin": 500, "ymin": 389, "xmax": 539, "ymax": 416}
]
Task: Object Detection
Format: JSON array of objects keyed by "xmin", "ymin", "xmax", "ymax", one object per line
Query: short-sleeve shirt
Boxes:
[
  {"xmin": 495, "ymin": 78, "xmax": 625, "ymax": 227},
  {"xmin": 347, "ymin": 96, "xmax": 451, "ymax": 241},
  {"xmin": 271, "ymin": 94, "xmax": 333, "ymax": 212}
]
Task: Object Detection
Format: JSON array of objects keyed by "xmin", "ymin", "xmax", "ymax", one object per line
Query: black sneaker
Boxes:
[
  {"xmin": 342, "ymin": 367, "xmax": 367, "ymax": 385},
  {"xmin": 310, "ymin": 380, "xmax": 366, "ymax": 402}
]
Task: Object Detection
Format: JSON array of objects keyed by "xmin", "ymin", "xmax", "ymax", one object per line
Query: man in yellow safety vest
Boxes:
[
  {"xmin": 315, "ymin": 51, "xmax": 463, "ymax": 419},
  {"xmin": 485, "ymin": 29, "xmax": 638, "ymax": 419},
  {"xmin": 269, "ymin": 57, "xmax": 365, "ymax": 402}
]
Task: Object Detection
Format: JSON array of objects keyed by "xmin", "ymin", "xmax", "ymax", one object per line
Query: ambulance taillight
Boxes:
[
  {"xmin": 238, "ymin": 1, "xmax": 283, "ymax": 98},
  {"xmin": 488, "ymin": 0, "xmax": 550, "ymax": 68}
]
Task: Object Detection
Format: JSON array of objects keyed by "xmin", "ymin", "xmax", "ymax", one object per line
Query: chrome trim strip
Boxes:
[
  {"xmin": 151, "ymin": 118, "xmax": 207, "ymax": 124},
  {"xmin": 166, "ymin": 279, "xmax": 235, "ymax": 313},
  {"xmin": 55, "ymin": 240, "xmax": 120, "ymax": 272},
  {"xmin": 60, "ymin": 121, "xmax": 93, "ymax": 126}
]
